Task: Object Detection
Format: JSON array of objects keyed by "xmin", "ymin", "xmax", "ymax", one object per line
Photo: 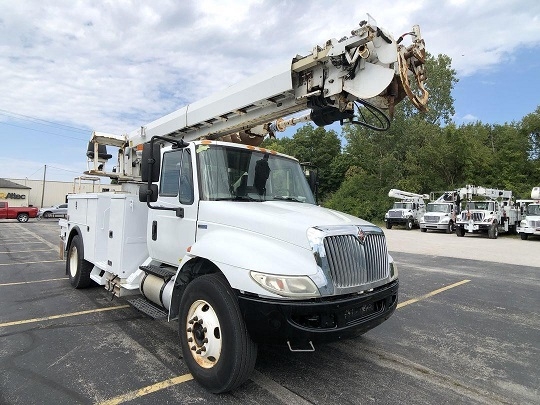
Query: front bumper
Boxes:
[
  {"xmin": 385, "ymin": 218, "xmax": 408, "ymax": 225},
  {"xmin": 456, "ymin": 221, "xmax": 491, "ymax": 232},
  {"xmin": 517, "ymin": 227, "xmax": 540, "ymax": 236},
  {"xmin": 420, "ymin": 222, "xmax": 449, "ymax": 230},
  {"xmin": 238, "ymin": 279, "xmax": 398, "ymax": 346}
]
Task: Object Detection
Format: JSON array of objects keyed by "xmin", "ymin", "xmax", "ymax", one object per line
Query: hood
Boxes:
[{"xmin": 197, "ymin": 200, "xmax": 374, "ymax": 249}]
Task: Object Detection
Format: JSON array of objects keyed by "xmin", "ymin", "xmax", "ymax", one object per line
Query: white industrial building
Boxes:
[{"xmin": 1, "ymin": 177, "xmax": 121, "ymax": 208}]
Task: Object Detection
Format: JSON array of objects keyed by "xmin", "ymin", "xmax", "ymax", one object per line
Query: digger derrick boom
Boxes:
[{"xmin": 85, "ymin": 16, "xmax": 428, "ymax": 181}]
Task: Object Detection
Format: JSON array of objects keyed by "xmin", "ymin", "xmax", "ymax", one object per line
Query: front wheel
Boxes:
[
  {"xmin": 179, "ymin": 273, "xmax": 257, "ymax": 393},
  {"xmin": 420, "ymin": 227, "xmax": 427, "ymax": 233},
  {"xmin": 385, "ymin": 221, "xmax": 392, "ymax": 229},
  {"xmin": 17, "ymin": 213, "xmax": 29, "ymax": 223},
  {"xmin": 405, "ymin": 218, "xmax": 414, "ymax": 230},
  {"xmin": 445, "ymin": 221, "xmax": 454, "ymax": 234},
  {"xmin": 520, "ymin": 233, "xmax": 528, "ymax": 240},
  {"xmin": 488, "ymin": 222, "xmax": 498, "ymax": 239},
  {"xmin": 456, "ymin": 226, "xmax": 465, "ymax": 237},
  {"xmin": 67, "ymin": 235, "xmax": 93, "ymax": 288}
]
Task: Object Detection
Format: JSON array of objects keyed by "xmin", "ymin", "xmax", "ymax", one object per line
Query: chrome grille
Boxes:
[
  {"xmin": 531, "ymin": 220, "xmax": 540, "ymax": 228},
  {"xmin": 424, "ymin": 215, "xmax": 440, "ymax": 223},
  {"xmin": 461, "ymin": 212, "xmax": 484, "ymax": 221},
  {"xmin": 323, "ymin": 233, "xmax": 389, "ymax": 289},
  {"xmin": 388, "ymin": 210, "xmax": 402, "ymax": 218}
]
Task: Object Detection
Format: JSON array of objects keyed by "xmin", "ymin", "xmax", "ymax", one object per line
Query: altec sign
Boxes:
[{"xmin": 0, "ymin": 192, "xmax": 26, "ymax": 200}]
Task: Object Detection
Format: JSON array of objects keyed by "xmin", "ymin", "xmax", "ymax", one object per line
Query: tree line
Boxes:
[{"xmin": 263, "ymin": 54, "xmax": 540, "ymax": 222}]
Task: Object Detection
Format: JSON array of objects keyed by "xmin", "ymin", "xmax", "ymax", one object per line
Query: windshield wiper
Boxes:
[
  {"xmin": 273, "ymin": 196, "xmax": 304, "ymax": 202},
  {"xmin": 213, "ymin": 196, "xmax": 259, "ymax": 202}
]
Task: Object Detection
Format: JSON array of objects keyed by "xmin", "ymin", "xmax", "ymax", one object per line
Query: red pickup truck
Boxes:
[{"xmin": 0, "ymin": 201, "xmax": 39, "ymax": 222}]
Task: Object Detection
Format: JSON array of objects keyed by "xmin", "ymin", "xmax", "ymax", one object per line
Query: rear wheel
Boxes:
[
  {"xmin": 16, "ymin": 213, "xmax": 29, "ymax": 223},
  {"xmin": 179, "ymin": 273, "xmax": 257, "ymax": 393},
  {"xmin": 67, "ymin": 235, "xmax": 93, "ymax": 288},
  {"xmin": 43, "ymin": 211, "xmax": 52, "ymax": 218}
]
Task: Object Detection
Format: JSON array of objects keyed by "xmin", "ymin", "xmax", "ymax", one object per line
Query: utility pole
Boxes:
[{"xmin": 40, "ymin": 164, "xmax": 47, "ymax": 207}]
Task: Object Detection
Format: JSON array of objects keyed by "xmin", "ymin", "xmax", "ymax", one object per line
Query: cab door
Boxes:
[{"xmin": 147, "ymin": 147, "xmax": 198, "ymax": 266}]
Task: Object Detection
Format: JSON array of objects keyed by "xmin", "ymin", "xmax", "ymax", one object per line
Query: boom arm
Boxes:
[
  {"xmin": 86, "ymin": 15, "xmax": 428, "ymax": 181},
  {"xmin": 388, "ymin": 189, "xmax": 429, "ymax": 201},
  {"xmin": 457, "ymin": 185, "xmax": 513, "ymax": 201}
]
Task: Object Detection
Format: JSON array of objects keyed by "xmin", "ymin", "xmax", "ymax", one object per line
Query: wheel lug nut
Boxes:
[
  {"xmin": 188, "ymin": 337, "xmax": 193, "ymax": 342},
  {"xmin": 187, "ymin": 327, "xmax": 192, "ymax": 332},
  {"xmin": 203, "ymin": 338, "xmax": 208, "ymax": 343},
  {"xmin": 191, "ymin": 345, "xmax": 196, "ymax": 351}
]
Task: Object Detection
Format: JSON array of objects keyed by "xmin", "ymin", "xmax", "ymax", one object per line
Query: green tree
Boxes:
[{"xmin": 262, "ymin": 124, "xmax": 342, "ymax": 200}]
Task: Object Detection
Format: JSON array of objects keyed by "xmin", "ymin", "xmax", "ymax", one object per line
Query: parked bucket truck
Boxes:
[
  {"xmin": 59, "ymin": 16, "xmax": 428, "ymax": 393},
  {"xmin": 455, "ymin": 185, "xmax": 521, "ymax": 239},
  {"xmin": 517, "ymin": 187, "xmax": 540, "ymax": 240},
  {"xmin": 384, "ymin": 189, "xmax": 428, "ymax": 230},
  {"xmin": 419, "ymin": 191, "xmax": 458, "ymax": 233}
]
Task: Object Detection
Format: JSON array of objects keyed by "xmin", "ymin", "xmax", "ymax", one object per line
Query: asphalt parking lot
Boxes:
[{"xmin": 0, "ymin": 219, "xmax": 539, "ymax": 404}]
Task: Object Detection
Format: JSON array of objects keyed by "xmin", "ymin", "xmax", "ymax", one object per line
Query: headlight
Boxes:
[
  {"xmin": 390, "ymin": 260, "xmax": 398, "ymax": 280},
  {"xmin": 250, "ymin": 272, "xmax": 320, "ymax": 298},
  {"xmin": 483, "ymin": 218, "xmax": 492, "ymax": 222}
]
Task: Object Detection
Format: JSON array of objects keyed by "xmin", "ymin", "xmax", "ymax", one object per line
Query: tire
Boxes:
[
  {"xmin": 43, "ymin": 211, "xmax": 52, "ymax": 219},
  {"xmin": 405, "ymin": 218, "xmax": 414, "ymax": 230},
  {"xmin": 67, "ymin": 235, "xmax": 93, "ymax": 288},
  {"xmin": 420, "ymin": 228, "xmax": 427, "ymax": 233},
  {"xmin": 179, "ymin": 273, "xmax": 257, "ymax": 393},
  {"xmin": 456, "ymin": 226, "xmax": 465, "ymax": 237},
  {"xmin": 488, "ymin": 222, "xmax": 498, "ymax": 239},
  {"xmin": 385, "ymin": 221, "xmax": 392, "ymax": 229},
  {"xmin": 16, "ymin": 213, "xmax": 29, "ymax": 223},
  {"xmin": 445, "ymin": 221, "xmax": 454, "ymax": 234},
  {"xmin": 520, "ymin": 233, "xmax": 528, "ymax": 240}
]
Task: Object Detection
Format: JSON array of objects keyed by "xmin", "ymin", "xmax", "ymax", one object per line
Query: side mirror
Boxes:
[
  {"xmin": 141, "ymin": 142, "xmax": 161, "ymax": 182},
  {"xmin": 139, "ymin": 184, "xmax": 159, "ymax": 203}
]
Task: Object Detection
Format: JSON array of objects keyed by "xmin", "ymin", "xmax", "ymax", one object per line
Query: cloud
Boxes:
[
  {"xmin": 461, "ymin": 114, "xmax": 480, "ymax": 123},
  {"xmin": 1, "ymin": 0, "xmax": 540, "ymax": 180}
]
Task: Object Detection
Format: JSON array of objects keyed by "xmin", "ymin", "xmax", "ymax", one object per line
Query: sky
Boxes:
[{"xmin": 1, "ymin": 0, "xmax": 539, "ymax": 182}]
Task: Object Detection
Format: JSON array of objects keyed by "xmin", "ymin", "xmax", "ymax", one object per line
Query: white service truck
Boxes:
[
  {"xmin": 517, "ymin": 187, "xmax": 540, "ymax": 240},
  {"xmin": 419, "ymin": 191, "xmax": 458, "ymax": 233},
  {"xmin": 384, "ymin": 189, "xmax": 428, "ymax": 230},
  {"xmin": 455, "ymin": 185, "xmax": 521, "ymax": 239},
  {"xmin": 59, "ymin": 16, "xmax": 428, "ymax": 393}
]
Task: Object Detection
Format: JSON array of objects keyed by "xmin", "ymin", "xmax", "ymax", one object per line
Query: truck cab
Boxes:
[
  {"xmin": 419, "ymin": 202, "xmax": 455, "ymax": 233},
  {"xmin": 517, "ymin": 187, "xmax": 540, "ymax": 240}
]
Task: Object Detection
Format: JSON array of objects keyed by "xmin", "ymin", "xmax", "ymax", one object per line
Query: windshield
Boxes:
[
  {"xmin": 527, "ymin": 204, "xmax": 540, "ymax": 216},
  {"xmin": 466, "ymin": 201, "xmax": 495, "ymax": 211},
  {"xmin": 426, "ymin": 203, "xmax": 452, "ymax": 213},
  {"xmin": 393, "ymin": 203, "xmax": 413, "ymax": 210},
  {"xmin": 197, "ymin": 145, "xmax": 315, "ymax": 204}
]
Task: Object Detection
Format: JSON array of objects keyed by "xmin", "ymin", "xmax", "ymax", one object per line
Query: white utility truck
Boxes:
[
  {"xmin": 419, "ymin": 191, "xmax": 458, "ymax": 233},
  {"xmin": 517, "ymin": 187, "xmax": 540, "ymax": 240},
  {"xmin": 384, "ymin": 189, "xmax": 428, "ymax": 230},
  {"xmin": 59, "ymin": 16, "xmax": 428, "ymax": 393},
  {"xmin": 455, "ymin": 185, "xmax": 521, "ymax": 239}
]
